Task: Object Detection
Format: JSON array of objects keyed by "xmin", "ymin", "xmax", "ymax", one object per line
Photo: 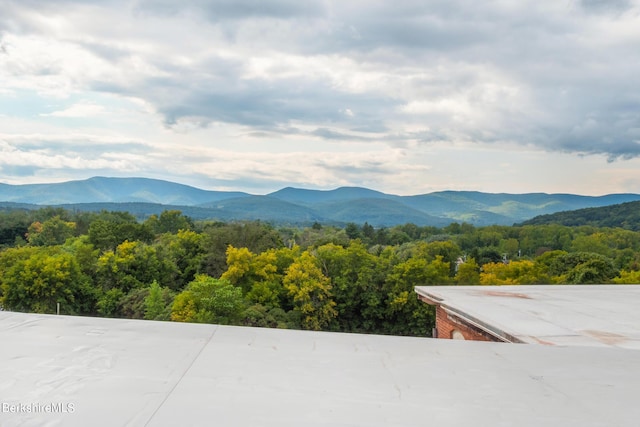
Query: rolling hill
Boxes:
[
  {"xmin": 519, "ymin": 200, "xmax": 640, "ymax": 231},
  {"xmin": 310, "ymin": 198, "xmax": 450, "ymax": 227},
  {"xmin": 2, "ymin": 177, "xmax": 640, "ymax": 227}
]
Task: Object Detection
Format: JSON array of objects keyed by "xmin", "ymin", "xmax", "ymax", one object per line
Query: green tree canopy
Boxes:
[
  {"xmin": 0, "ymin": 246, "xmax": 95, "ymax": 314},
  {"xmin": 144, "ymin": 280, "xmax": 175, "ymax": 321},
  {"xmin": 96, "ymin": 240, "xmax": 171, "ymax": 292},
  {"xmin": 145, "ymin": 210, "xmax": 193, "ymax": 235},
  {"xmin": 26, "ymin": 216, "xmax": 76, "ymax": 246},
  {"xmin": 171, "ymin": 275, "xmax": 245, "ymax": 324},
  {"xmin": 315, "ymin": 241, "xmax": 388, "ymax": 333},
  {"xmin": 547, "ymin": 252, "xmax": 619, "ymax": 284}
]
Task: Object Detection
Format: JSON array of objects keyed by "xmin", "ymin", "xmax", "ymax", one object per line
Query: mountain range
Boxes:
[{"xmin": 1, "ymin": 176, "xmax": 639, "ymax": 227}]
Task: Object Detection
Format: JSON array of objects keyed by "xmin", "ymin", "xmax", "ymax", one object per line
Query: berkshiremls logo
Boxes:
[{"xmin": 2, "ymin": 402, "xmax": 75, "ymax": 414}]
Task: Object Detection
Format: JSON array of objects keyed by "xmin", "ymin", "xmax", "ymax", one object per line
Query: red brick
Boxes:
[{"xmin": 434, "ymin": 306, "xmax": 498, "ymax": 342}]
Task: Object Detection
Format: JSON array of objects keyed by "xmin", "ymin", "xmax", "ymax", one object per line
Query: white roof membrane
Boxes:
[
  {"xmin": 1, "ymin": 311, "xmax": 639, "ymax": 426},
  {"xmin": 415, "ymin": 285, "xmax": 640, "ymax": 348}
]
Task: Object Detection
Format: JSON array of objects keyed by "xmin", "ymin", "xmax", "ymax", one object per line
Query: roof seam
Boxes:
[{"xmin": 143, "ymin": 325, "xmax": 219, "ymax": 427}]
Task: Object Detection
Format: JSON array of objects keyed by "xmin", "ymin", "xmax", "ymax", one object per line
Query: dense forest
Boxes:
[
  {"xmin": 1, "ymin": 207, "xmax": 639, "ymax": 337},
  {"xmin": 520, "ymin": 200, "xmax": 640, "ymax": 230}
]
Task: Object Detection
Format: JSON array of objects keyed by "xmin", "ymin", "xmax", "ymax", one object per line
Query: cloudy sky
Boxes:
[{"xmin": 1, "ymin": 0, "xmax": 639, "ymax": 195}]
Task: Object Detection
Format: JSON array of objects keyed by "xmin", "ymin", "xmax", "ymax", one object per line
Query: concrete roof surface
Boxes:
[
  {"xmin": 1, "ymin": 311, "xmax": 640, "ymax": 426},
  {"xmin": 415, "ymin": 285, "xmax": 640, "ymax": 348}
]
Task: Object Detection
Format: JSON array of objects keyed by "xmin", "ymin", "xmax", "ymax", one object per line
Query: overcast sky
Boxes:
[{"xmin": 1, "ymin": 0, "xmax": 639, "ymax": 195}]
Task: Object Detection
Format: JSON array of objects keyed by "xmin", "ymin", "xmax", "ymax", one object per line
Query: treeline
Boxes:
[
  {"xmin": 520, "ymin": 200, "xmax": 640, "ymax": 231},
  {"xmin": 1, "ymin": 207, "xmax": 640, "ymax": 337}
]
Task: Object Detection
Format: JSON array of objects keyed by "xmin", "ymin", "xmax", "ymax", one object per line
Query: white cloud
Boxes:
[
  {"xmin": 1, "ymin": 0, "xmax": 640, "ymax": 194},
  {"xmin": 42, "ymin": 101, "xmax": 106, "ymax": 118},
  {"xmin": 0, "ymin": 139, "xmax": 142, "ymax": 171}
]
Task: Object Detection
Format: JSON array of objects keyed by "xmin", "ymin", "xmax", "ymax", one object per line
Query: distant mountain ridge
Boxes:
[
  {"xmin": 1, "ymin": 177, "xmax": 639, "ymax": 227},
  {"xmin": 0, "ymin": 177, "xmax": 248, "ymax": 206},
  {"xmin": 269, "ymin": 186, "xmax": 393, "ymax": 205}
]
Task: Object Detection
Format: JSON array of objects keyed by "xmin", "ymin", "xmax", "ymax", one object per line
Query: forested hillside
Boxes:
[
  {"xmin": 521, "ymin": 201, "xmax": 640, "ymax": 231},
  {"xmin": 1, "ymin": 207, "xmax": 640, "ymax": 337}
]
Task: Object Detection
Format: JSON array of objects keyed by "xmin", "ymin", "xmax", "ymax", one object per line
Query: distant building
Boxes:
[{"xmin": 415, "ymin": 285, "xmax": 640, "ymax": 348}]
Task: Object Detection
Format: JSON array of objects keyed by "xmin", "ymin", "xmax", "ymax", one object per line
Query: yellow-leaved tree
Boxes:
[
  {"xmin": 283, "ymin": 251, "xmax": 337, "ymax": 331},
  {"xmin": 479, "ymin": 260, "xmax": 550, "ymax": 285}
]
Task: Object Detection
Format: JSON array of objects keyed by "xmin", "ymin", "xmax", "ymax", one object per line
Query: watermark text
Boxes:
[{"xmin": 2, "ymin": 402, "xmax": 75, "ymax": 414}]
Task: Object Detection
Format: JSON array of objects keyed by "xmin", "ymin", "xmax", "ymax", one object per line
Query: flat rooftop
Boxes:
[
  {"xmin": 1, "ymin": 311, "xmax": 640, "ymax": 426},
  {"xmin": 415, "ymin": 285, "xmax": 640, "ymax": 348}
]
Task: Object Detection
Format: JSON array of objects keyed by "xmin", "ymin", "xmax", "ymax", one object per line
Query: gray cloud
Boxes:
[
  {"xmin": 132, "ymin": 0, "xmax": 326, "ymax": 21},
  {"xmin": 310, "ymin": 128, "xmax": 372, "ymax": 142},
  {"xmin": 580, "ymin": 0, "xmax": 633, "ymax": 13},
  {"xmin": 0, "ymin": 164, "xmax": 42, "ymax": 177},
  {"xmin": 2, "ymin": 0, "xmax": 640, "ymax": 164},
  {"xmin": 197, "ymin": 0, "xmax": 326, "ymax": 20},
  {"xmin": 313, "ymin": 160, "xmax": 396, "ymax": 177},
  {"xmin": 99, "ymin": 69, "xmax": 399, "ymax": 132}
]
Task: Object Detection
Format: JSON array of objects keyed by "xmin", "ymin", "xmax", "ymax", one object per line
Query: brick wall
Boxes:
[{"xmin": 435, "ymin": 305, "xmax": 500, "ymax": 342}]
